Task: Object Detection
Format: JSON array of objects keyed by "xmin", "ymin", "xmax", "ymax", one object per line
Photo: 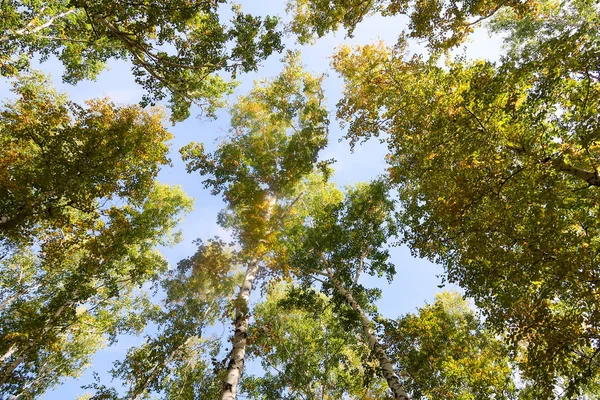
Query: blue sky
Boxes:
[{"xmin": 0, "ymin": 2, "xmax": 505, "ymax": 398}]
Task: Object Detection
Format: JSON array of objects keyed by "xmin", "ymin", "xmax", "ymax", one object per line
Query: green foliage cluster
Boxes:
[
  {"xmin": 0, "ymin": 0, "xmax": 283, "ymax": 121},
  {"xmin": 0, "ymin": 72, "xmax": 174, "ymax": 243},
  {"xmin": 245, "ymin": 284, "xmax": 390, "ymax": 400},
  {"xmin": 182, "ymin": 51, "xmax": 330, "ymax": 249},
  {"xmin": 384, "ymin": 292, "xmax": 517, "ymax": 399},
  {"xmin": 287, "ymin": 0, "xmax": 536, "ymax": 50}
]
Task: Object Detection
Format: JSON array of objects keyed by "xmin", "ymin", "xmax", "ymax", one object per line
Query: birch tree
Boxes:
[
  {"xmin": 245, "ymin": 283, "xmax": 391, "ymax": 399},
  {"xmin": 181, "ymin": 51, "xmax": 329, "ymax": 399},
  {"xmin": 332, "ymin": 0, "xmax": 600, "ymax": 396},
  {"xmin": 86, "ymin": 239, "xmax": 239, "ymax": 400},
  {"xmin": 246, "ymin": 285, "xmax": 520, "ymax": 400},
  {"xmin": 274, "ymin": 175, "xmax": 409, "ymax": 399},
  {"xmin": 273, "ymin": 176, "xmax": 521, "ymax": 398},
  {"xmin": 0, "ymin": 73, "xmax": 193, "ymax": 398}
]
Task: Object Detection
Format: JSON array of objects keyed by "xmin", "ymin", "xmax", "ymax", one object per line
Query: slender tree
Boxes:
[
  {"xmin": 181, "ymin": 51, "xmax": 329, "ymax": 399},
  {"xmin": 245, "ymin": 283, "xmax": 391, "ymax": 399},
  {"xmin": 275, "ymin": 175, "xmax": 409, "ymax": 399},
  {"xmin": 86, "ymin": 239, "xmax": 239, "ymax": 400},
  {"xmin": 247, "ymin": 285, "xmax": 520, "ymax": 400}
]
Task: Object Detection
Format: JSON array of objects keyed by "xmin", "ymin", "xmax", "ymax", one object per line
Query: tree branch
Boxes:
[
  {"xmin": 553, "ymin": 158, "xmax": 600, "ymax": 187},
  {"xmin": 0, "ymin": 9, "xmax": 77, "ymax": 43}
]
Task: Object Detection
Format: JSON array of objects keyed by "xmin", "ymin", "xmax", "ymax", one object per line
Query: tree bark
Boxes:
[
  {"xmin": 220, "ymin": 258, "xmax": 260, "ymax": 400},
  {"xmin": 220, "ymin": 196, "xmax": 280, "ymax": 399},
  {"xmin": 0, "ymin": 344, "xmax": 18, "ymax": 364},
  {"xmin": 0, "ymin": 301, "xmax": 69, "ymax": 386},
  {"xmin": 326, "ymin": 270, "xmax": 410, "ymax": 400},
  {"xmin": 0, "ymin": 284, "xmax": 42, "ymax": 312},
  {"xmin": 553, "ymin": 158, "xmax": 600, "ymax": 187},
  {"xmin": 0, "ymin": 354, "xmax": 25, "ymax": 386}
]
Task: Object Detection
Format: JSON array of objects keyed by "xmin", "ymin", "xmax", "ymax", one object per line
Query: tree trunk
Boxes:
[
  {"xmin": 327, "ymin": 270, "xmax": 410, "ymax": 400},
  {"xmin": 220, "ymin": 259, "xmax": 260, "ymax": 400},
  {"xmin": 0, "ymin": 284, "xmax": 41, "ymax": 312},
  {"xmin": 220, "ymin": 196, "xmax": 279, "ymax": 399},
  {"xmin": 0, "ymin": 301, "xmax": 69, "ymax": 386}
]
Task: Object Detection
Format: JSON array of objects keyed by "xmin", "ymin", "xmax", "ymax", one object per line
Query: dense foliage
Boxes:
[
  {"xmin": 0, "ymin": 72, "xmax": 174, "ymax": 243},
  {"xmin": 1, "ymin": 0, "xmax": 283, "ymax": 121},
  {"xmin": 245, "ymin": 284, "xmax": 389, "ymax": 399},
  {"xmin": 384, "ymin": 292, "xmax": 517, "ymax": 399},
  {"xmin": 288, "ymin": 0, "xmax": 536, "ymax": 50},
  {"xmin": 0, "ymin": 75, "xmax": 192, "ymax": 397},
  {"xmin": 332, "ymin": 0, "xmax": 600, "ymax": 395},
  {"xmin": 86, "ymin": 239, "xmax": 238, "ymax": 399}
]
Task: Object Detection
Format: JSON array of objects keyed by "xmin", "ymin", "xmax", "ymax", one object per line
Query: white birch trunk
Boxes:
[
  {"xmin": 0, "ymin": 344, "xmax": 18, "ymax": 364},
  {"xmin": 327, "ymin": 271, "xmax": 410, "ymax": 400},
  {"xmin": 220, "ymin": 259, "xmax": 260, "ymax": 400},
  {"xmin": 0, "ymin": 284, "xmax": 42, "ymax": 312},
  {"xmin": 553, "ymin": 158, "xmax": 600, "ymax": 186},
  {"xmin": 0, "ymin": 354, "xmax": 25, "ymax": 385},
  {"xmin": 220, "ymin": 196, "xmax": 279, "ymax": 399},
  {"xmin": 0, "ymin": 301, "xmax": 69, "ymax": 385}
]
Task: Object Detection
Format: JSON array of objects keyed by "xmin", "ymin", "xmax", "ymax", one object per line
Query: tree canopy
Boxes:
[
  {"xmin": 0, "ymin": 0, "xmax": 283, "ymax": 121},
  {"xmin": 0, "ymin": 72, "xmax": 174, "ymax": 243},
  {"xmin": 2, "ymin": 0, "xmax": 600, "ymax": 398},
  {"xmin": 245, "ymin": 284, "xmax": 389, "ymax": 400},
  {"xmin": 85, "ymin": 238, "xmax": 239, "ymax": 400},
  {"xmin": 384, "ymin": 292, "xmax": 517, "ymax": 399},
  {"xmin": 0, "ymin": 72, "xmax": 192, "ymax": 398},
  {"xmin": 287, "ymin": 0, "xmax": 536, "ymax": 50},
  {"xmin": 332, "ymin": 0, "xmax": 600, "ymax": 395}
]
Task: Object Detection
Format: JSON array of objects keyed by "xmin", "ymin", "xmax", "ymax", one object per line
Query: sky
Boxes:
[{"xmin": 0, "ymin": 2, "xmax": 506, "ymax": 398}]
